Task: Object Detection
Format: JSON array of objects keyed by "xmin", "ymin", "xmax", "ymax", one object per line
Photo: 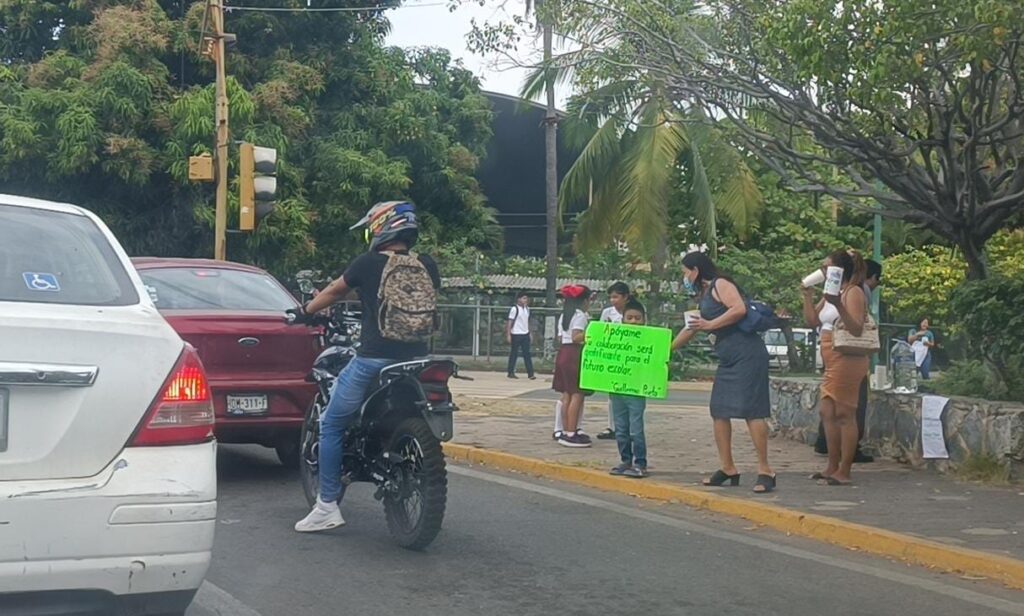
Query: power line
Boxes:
[{"xmin": 224, "ymin": 2, "xmax": 446, "ymax": 12}]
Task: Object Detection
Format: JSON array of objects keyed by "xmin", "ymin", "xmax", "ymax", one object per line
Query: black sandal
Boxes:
[
  {"xmin": 702, "ymin": 470, "xmax": 740, "ymax": 487},
  {"xmin": 753, "ymin": 474, "xmax": 777, "ymax": 493}
]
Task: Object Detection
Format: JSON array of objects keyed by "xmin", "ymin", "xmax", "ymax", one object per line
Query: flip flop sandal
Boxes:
[
  {"xmin": 753, "ymin": 474, "xmax": 777, "ymax": 494},
  {"xmin": 823, "ymin": 477, "xmax": 853, "ymax": 486},
  {"xmin": 809, "ymin": 472, "xmax": 830, "ymax": 480}
]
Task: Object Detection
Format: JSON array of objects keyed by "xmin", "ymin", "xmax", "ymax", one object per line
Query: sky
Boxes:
[{"xmin": 386, "ymin": 0, "xmax": 570, "ymax": 107}]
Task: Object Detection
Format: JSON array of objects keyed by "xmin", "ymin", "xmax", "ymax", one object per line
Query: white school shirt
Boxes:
[
  {"xmin": 600, "ymin": 306, "xmax": 623, "ymax": 324},
  {"xmin": 558, "ymin": 309, "xmax": 589, "ymax": 344},
  {"xmin": 508, "ymin": 305, "xmax": 531, "ymax": 335}
]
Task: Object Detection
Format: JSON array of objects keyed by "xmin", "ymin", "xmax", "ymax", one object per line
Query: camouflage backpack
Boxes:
[{"xmin": 377, "ymin": 252, "xmax": 437, "ymax": 343}]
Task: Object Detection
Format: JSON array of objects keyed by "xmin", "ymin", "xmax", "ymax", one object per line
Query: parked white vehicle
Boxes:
[
  {"xmin": 763, "ymin": 328, "xmax": 823, "ymax": 370},
  {"xmin": 0, "ymin": 195, "xmax": 216, "ymax": 615}
]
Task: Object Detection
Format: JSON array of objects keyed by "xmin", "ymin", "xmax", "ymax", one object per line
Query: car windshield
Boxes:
[
  {"xmin": 0, "ymin": 204, "xmax": 139, "ymax": 306},
  {"xmin": 139, "ymin": 267, "xmax": 297, "ymax": 311},
  {"xmin": 763, "ymin": 330, "xmax": 786, "ymax": 345}
]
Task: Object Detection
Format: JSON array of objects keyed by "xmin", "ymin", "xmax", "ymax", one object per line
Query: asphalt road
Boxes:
[{"xmin": 188, "ymin": 445, "xmax": 1024, "ymax": 616}]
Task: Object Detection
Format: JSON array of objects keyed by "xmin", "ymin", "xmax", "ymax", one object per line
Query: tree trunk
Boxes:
[
  {"xmin": 648, "ymin": 238, "xmax": 668, "ymax": 321},
  {"xmin": 779, "ymin": 320, "xmax": 805, "ymax": 372},
  {"xmin": 960, "ymin": 232, "xmax": 990, "ymax": 280},
  {"xmin": 543, "ymin": 21, "xmax": 558, "ymax": 307}
]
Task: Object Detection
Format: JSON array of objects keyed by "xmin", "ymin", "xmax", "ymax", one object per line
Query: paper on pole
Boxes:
[
  {"xmin": 578, "ymin": 322, "xmax": 671, "ymax": 399},
  {"xmin": 921, "ymin": 395, "xmax": 950, "ymax": 459}
]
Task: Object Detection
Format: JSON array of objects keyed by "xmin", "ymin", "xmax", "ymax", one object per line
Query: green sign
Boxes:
[{"xmin": 579, "ymin": 322, "xmax": 671, "ymax": 399}]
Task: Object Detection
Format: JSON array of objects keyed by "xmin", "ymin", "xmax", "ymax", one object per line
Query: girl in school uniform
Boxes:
[{"xmin": 553, "ymin": 284, "xmax": 593, "ymax": 448}]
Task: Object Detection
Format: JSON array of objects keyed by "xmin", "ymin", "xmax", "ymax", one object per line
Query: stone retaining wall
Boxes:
[{"xmin": 770, "ymin": 378, "xmax": 1024, "ymax": 480}]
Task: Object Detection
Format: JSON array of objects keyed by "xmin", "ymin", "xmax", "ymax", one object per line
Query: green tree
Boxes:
[
  {"xmin": 531, "ymin": 0, "xmax": 1024, "ymax": 279},
  {"xmin": 0, "ymin": 0, "xmax": 498, "ymax": 276}
]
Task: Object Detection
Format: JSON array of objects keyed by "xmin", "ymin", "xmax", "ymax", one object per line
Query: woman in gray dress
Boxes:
[{"xmin": 671, "ymin": 252, "xmax": 776, "ymax": 493}]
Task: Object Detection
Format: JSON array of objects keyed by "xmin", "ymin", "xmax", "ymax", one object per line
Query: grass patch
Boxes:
[{"xmin": 955, "ymin": 454, "xmax": 1011, "ymax": 484}]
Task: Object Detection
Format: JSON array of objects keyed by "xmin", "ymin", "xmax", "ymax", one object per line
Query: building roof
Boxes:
[
  {"xmin": 443, "ymin": 274, "xmax": 682, "ymax": 295},
  {"xmin": 443, "ymin": 275, "xmax": 617, "ymax": 292}
]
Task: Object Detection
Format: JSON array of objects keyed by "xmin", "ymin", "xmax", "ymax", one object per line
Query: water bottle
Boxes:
[{"xmin": 890, "ymin": 340, "xmax": 918, "ymax": 394}]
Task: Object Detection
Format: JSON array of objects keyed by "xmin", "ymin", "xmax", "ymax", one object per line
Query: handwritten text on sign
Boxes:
[{"xmin": 579, "ymin": 322, "xmax": 671, "ymax": 399}]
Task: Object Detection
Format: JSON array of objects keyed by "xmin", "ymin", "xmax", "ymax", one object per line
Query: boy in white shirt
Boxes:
[
  {"xmin": 596, "ymin": 282, "xmax": 631, "ymax": 440},
  {"xmin": 505, "ymin": 292, "xmax": 535, "ymax": 379}
]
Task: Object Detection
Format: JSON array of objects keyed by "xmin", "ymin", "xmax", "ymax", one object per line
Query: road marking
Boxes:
[
  {"xmin": 193, "ymin": 581, "xmax": 264, "ymax": 616},
  {"xmin": 450, "ymin": 465, "xmax": 1024, "ymax": 614}
]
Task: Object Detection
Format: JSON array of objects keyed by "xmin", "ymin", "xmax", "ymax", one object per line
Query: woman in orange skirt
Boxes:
[{"xmin": 802, "ymin": 250, "xmax": 869, "ymax": 485}]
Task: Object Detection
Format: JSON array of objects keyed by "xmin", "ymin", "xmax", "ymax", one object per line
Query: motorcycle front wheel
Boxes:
[
  {"xmin": 383, "ymin": 417, "xmax": 448, "ymax": 550},
  {"xmin": 299, "ymin": 393, "xmax": 325, "ymax": 508}
]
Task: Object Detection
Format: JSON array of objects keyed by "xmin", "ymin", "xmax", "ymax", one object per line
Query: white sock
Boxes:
[
  {"xmin": 554, "ymin": 400, "xmax": 564, "ymax": 432},
  {"xmin": 607, "ymin": 401, "xmax": 615, "ymax": 431},
  {"xmin": 318, "ymin": 498, "xmax": 338, "ymax": 511}
]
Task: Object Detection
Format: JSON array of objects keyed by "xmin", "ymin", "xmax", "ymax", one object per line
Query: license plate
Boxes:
[
  {"xmin": 0, "ymin": 388, "xmax": 8, "ymax": 452},
  {"xmin": 226, "ymin": 394, "xmax": 268, "ymax": 416}
]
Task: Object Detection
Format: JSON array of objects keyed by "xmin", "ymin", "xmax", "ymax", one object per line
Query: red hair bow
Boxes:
[{"xmin": 560, "ymin": 285, "xmax": 587, "ymax": 299}]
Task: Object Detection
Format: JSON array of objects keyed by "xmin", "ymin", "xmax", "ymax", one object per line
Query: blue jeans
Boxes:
[
  {"xmin": 318, "ymin": 356, "xmax": 394, "ymax": 502},
  {"xmin": 610, "ymin": 394, "xmax": 647, "ymax": 468},
  {"xmin": 919, "ymin": 352, "xmax": 932, "ymax": 380}
]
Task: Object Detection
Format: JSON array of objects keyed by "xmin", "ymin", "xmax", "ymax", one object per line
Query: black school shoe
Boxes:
[{"xmin": 596, "ymin": 428, "xmax": 616, "ymax": 440}]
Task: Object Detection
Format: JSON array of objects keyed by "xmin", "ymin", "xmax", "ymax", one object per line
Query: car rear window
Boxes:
[
  {"xmin": 0, "ymin": 204, "xmax": 140, "ymax": 306},
  {"xmin": 139, "ymin": 267, "xmax": 297, "ymax": 311}
]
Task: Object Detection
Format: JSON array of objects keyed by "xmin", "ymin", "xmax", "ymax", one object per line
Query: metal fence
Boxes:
[{"xmin": 332, "ymin": 300, "xmax": 947, "ymax": 373}]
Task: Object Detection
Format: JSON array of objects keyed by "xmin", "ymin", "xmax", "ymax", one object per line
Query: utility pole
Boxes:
[{"xmin": 211, "ymin": 0, "xmax": 229, "ymax": 260}]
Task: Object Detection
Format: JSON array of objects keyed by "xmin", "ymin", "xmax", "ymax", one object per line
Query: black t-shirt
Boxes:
[{"xmin": 343, "ymin": 251, "xmax": 441, "ymax": 359}]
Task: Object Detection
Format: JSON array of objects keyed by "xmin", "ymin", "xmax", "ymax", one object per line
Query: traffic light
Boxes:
[{"xmin": 239, "ymin": 143, "xmax": 277, "ymax": 231}]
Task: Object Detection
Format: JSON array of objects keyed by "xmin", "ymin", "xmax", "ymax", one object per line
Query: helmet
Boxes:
[{"xmin": 350, "ymin": 200, "xmax": 419, "ymax": 251}]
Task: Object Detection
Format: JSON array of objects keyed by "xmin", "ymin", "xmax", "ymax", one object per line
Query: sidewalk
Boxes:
[{"xmin": 450, "ymin": 373, "xmax": 1024, "ymax": 567}]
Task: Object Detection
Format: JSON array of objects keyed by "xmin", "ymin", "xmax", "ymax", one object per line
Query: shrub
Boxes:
[
  {"xmin": 930, "ymin": 360, "xmax": 1004, "ymax": 400},
  {"xmin": 949, "ymin": 276, "xmax": 1024, "ymax": 402}
]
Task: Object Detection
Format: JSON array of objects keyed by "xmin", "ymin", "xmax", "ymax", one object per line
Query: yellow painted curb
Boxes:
[{"xmin": 443, "ymin": 443, "xmax": 1024, "ymax": 590}]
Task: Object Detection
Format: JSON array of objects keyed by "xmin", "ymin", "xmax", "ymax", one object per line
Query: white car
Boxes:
[
  {"xmin": 0, "ymin": 195, "xmax": 216, "ymax": 614},
  {"xmin": 763, "ymin": 328, "xmax": 823, "ymax": 370}
]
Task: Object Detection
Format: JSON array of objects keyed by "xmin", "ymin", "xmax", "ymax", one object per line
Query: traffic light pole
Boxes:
[{"xmin": 212, "ymin": 0, "xmax": 229, "ymax": 261}]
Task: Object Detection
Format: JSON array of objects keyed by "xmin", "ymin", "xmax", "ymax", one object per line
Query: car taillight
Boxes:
[{"xmin": 129, "ymin": 346, "xmax": 215, "ymax": 447}]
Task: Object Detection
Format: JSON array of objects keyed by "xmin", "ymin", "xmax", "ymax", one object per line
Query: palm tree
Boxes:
[
  {"xmin": 522, "ymin": 72, "xmax": 764, "ymax": 264},
  {"xmin": 524, "ymin": 0, "xmax": 560, "ymax": 306}
]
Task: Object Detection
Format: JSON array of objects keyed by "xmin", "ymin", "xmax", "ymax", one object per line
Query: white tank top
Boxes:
[{"xmin": 818, "ymin": 302, "xmax": 840, "ymax": 332}]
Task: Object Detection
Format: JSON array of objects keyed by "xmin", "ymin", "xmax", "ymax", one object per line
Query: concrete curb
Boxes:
[{"xmin": 443, "ymin": 443, "xmax": 1024, "ymax": 590}]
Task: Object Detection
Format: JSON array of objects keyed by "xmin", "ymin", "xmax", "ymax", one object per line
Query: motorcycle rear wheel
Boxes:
[{"xmin": 383, "ymin": 417, "xmax": 447, "ymax": 550}]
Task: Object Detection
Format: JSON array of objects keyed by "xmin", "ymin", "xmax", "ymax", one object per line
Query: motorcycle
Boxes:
[{"xmin": 287, "ymin": 303, "xmax": 461, "ymax": 550}]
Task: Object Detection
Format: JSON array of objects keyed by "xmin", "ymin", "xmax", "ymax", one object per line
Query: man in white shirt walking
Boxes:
[{"xmin": 506, "ymin": 292, "xmax": 535, "ymax": 379}]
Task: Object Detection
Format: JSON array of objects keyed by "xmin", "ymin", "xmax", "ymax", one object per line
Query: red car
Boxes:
[{"xmin": 132, "ymin": 258, "xmax": 320, "ymax": 466}]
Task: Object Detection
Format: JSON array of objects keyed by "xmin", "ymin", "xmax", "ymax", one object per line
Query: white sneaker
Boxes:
[{"xmin": 294, "ymin": 499, "xmax": 345, "ymax": 533}]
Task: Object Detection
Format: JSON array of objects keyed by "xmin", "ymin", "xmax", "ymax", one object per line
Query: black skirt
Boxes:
[{"xmin": 709, "ymin": 331, "xmax": 771, "ymax": 419}]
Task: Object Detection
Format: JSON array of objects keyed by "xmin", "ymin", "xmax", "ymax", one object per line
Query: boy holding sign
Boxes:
[{"xmin": 609, "ymin": 300, "xmax": 651, "ymax": 478}]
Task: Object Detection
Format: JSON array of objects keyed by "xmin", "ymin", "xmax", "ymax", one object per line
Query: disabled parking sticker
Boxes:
[{"xmin": 22, "ymin": 272, "xmax": 61, "ymax": 292}]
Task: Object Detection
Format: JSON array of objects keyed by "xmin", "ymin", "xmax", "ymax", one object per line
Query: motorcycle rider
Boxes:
[{"xmin": 288, "ymin": 201, "xmax": 441, "ymax": 532}]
